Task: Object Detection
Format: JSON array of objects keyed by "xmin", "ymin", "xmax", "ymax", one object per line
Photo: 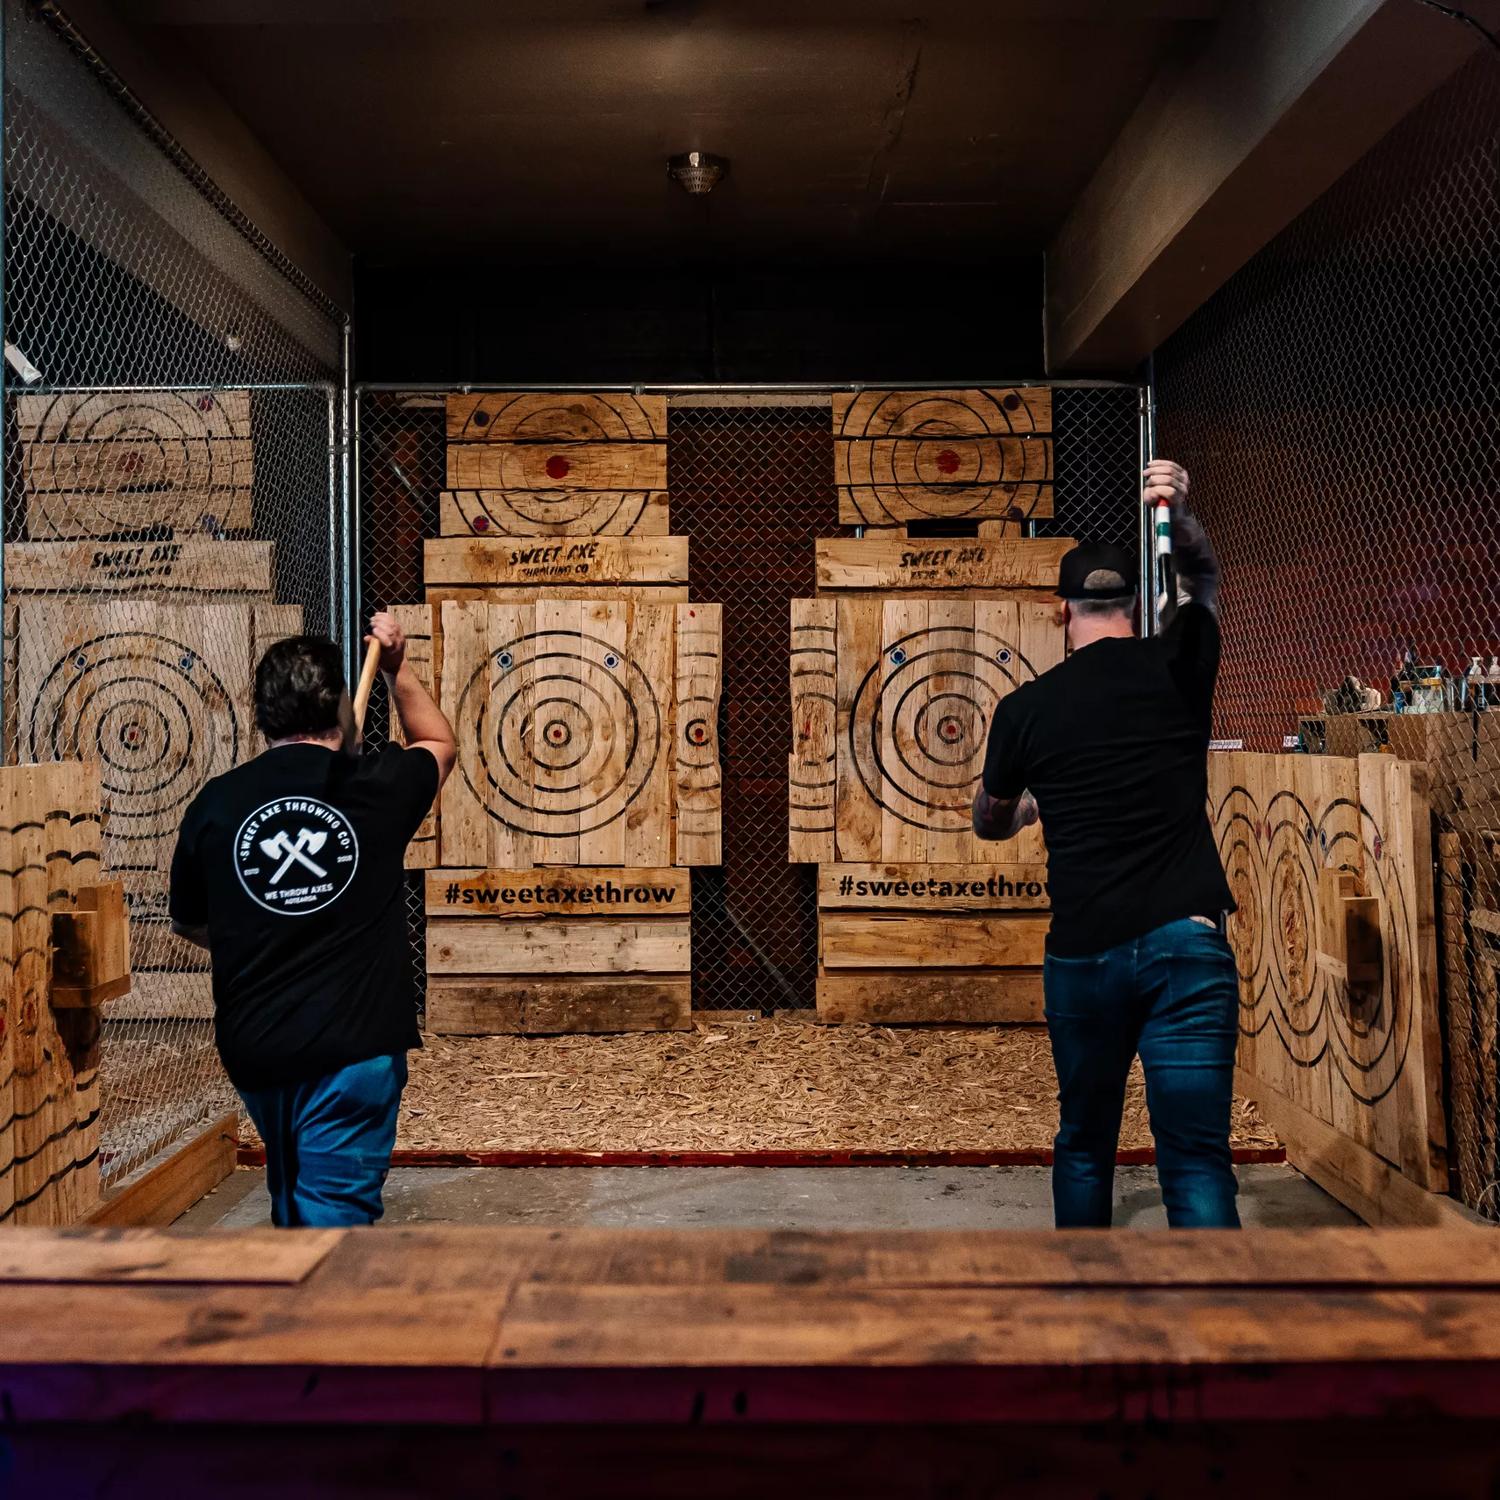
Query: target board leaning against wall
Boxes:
[{"xmin": 1208, "ymin": 749, "xmax": 1446, "ymax": 1195}]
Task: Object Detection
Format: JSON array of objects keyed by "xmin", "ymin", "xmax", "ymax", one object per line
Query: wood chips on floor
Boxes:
[{"xmin": 383, "ymin": 1017, "xmax": 1276, "ymax": 1154}]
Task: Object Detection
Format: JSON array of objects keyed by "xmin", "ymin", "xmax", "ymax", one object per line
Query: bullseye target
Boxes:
[
  {"xmin": 16, "ymin": 390, "xmax": 253, "ymax": 538},
  {"xmin": 444, "ymin": 393, "xmax": 666, "ymax": 533},
  {"xmin": 1212, "ymin": 771, "xmax": 1416, "ymax": 1109},
  {"xmin": 850, "ymin": 623, "xmax": 1038, "ymax": 835},
  {"xmin": 439, "ymin": 600, "xmax": 719, "ymax": 868},
  {"xmin": 455, "ymin": 628, "xmax": 662, "ymax": 837},
  {"xmin": 17, "ymin": 602, "xmax": 251, "ymax": 875},
  {"xmin": 788, "ymin": 596, "xmax": 1062, "ymax": 865},
  {"xmin": 831, "ymin": 387, "xmax": 1055, "ymax": 527},
  {"xmin": 28, "ymin": 629, "xmax": 241, "ymax": 853}
]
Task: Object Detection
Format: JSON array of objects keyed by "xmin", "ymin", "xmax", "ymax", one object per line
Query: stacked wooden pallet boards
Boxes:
[
  {"xmin": 0, "ymin": 760, "xmax": 132, "ymax": 1226},
  {"xmin": 7, "ymin": 390, "xmax": 303, "ymax": 1019},
  {"xmin": 15, "ymin": 390, "xmax": 253, "ymax": 541},
  {"xmin": 791, "ymin": 387, "xmax": 1066, "ymax": 1024},
  {"xmin": 832, "ymin": 385, "xmax": 1054, "ymax": 533},
  {"xmin": 411, "ymin": 392, "xmax": 721, "ymax": 1034},
  {"xmin": 1209, "ymin": 751, "xmax": 1453, "ymax": 1222}
]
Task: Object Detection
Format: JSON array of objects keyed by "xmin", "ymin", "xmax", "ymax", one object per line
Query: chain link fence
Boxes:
[
  {"xmin": 1155, "ymin": 54, "xmax": 1500, "ymax": 1218},
  {"xmin": 3, "ymin": 0, "xmax": 348, "ymax": 1188},
  {"xmin": 358, "ymin": 381, "xmax": 1143, "ymax": 1014}
]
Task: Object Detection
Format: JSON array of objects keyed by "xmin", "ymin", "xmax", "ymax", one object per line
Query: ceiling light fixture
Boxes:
[{"xmin": 667, "ymin": 151, "xmax": 728, "ymax": 195}]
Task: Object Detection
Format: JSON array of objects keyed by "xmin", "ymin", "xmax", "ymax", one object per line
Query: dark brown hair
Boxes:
[{"xmin": 254, "ymin": 635, "xmax": 346, "ymax": 740}]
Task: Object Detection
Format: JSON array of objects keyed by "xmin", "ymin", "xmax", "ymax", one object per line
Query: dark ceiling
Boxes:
[{"xmin": 119, "ymin": 0, "xmax": 1219, "ymax": 266}]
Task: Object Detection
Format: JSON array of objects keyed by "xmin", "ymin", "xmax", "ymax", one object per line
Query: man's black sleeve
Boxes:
[
  {"xmin": 981, "ymin": 694, "xmax": 1028, "ymax": 800},
  {"xmin": 1159, "ymin": 602, "xmax": 1222, "ymax": 718},
  {"xmin": 167, "ymin": 800, "xmax": 208, "ymax": 928},
  {"xmin": 373, "ymin": 744, "xmax": 441, "ymax": 845}
]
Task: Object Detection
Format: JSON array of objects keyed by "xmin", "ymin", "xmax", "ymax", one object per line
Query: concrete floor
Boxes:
[{"xmin": 177, "ymin": 1162, "xmax": 1358, "ymax": 1230}]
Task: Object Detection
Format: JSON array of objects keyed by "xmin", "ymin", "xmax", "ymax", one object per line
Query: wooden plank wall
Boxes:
[
  {"xmin": 1209, "ymin": 751, "xmax": 1449, "ymax": 1213},
  {"xmin": 0, "ymin": 761, "xmax": 111, "ymax": 1226},
  {"xmin": 414, "ymin": 392, "xmax": 717, "ymax": 1033}
]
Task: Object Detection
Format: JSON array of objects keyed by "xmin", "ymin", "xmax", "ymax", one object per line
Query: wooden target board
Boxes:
[
  {"xmin": 12, "ymin": 600, "xmax": 302, "ymax": 1011},
  {"xmin": 413, "ymin": 390, "xmax": 711, "ymax": 1033},
  {"xmin": 437, "ymin": 598, "xmax": 721, "ymax": 870},
  {"xmin": 442, "ymin": 393, "xmax": 667, "ymax": 538},
  {"xmin": 1209, "ymin": 751, "xmax": 1447, "ymax": 1195},
  {"xmin": 16, "ymin": 391, "xmax": 253, "ymax": 539},
  {"xmin": 0, "ymin": 760, "xmax": 108, "ymax": 1227},
  {"xmin": 790, "ymin": 597, "xmax": 1061, "ymax": 867},
  {"xmin": 831, "ymin": 388, "xmax": 1053, "ymax": 529},
  {"xmin": 789, "ymin": 529, "xmax": 1068, "ymax": 1025},
  {"xmin": 16, "ymin": 601, "xmax": 252, "ymax": 875}
]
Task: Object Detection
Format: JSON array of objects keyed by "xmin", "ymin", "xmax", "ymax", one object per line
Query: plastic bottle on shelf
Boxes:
[{"xmin": 1467, "ymin": 656, "xmax": 1487, "ymax": 712}]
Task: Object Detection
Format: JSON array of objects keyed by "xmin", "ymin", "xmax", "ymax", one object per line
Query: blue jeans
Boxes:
[
  {"xmin": 1044, "ymin": 917, "xmax": 1240, "ymax": 1229},
  {"xmin": 239, "ymin": 1053, "xmax": 407, "ymax": 1227}
]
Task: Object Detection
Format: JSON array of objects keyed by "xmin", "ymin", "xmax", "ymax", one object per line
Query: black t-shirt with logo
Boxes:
[
  {"xmin": 169, "ymin": 744, "xmax": 438, "ymax": 1090},
  {"xmin": 982, "ymin": 603, "xmax": 1234, "ymax": 957}
]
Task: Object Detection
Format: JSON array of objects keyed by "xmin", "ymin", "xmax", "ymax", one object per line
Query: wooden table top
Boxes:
[{"xmin": 3, "ymin": 1225, "xmax": 1499, "ymax": 1426}]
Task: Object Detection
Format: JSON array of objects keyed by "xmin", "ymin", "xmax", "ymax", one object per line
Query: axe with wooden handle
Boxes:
[{"xmin": 352, "ymin": 636, "xmax": 383, "ymax": 739}]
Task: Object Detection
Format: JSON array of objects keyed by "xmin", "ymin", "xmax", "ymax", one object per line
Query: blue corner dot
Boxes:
[
  {"xmin": 498, "ymin": 651, "xmax": 513, "ymax": 670},
  {"xmin": 73, "ymin": 652, "xmax": 87, "ymax": 669},
  {"xmin": 888, "ymin": 647, "xmax": 907, "ymax": 666},
  {"xmin": 604, "ymin": 653, "xmax": 620, "ymax": 670},
  {"xmin": 995, "ymin": 648, "xmax": 1013, "ymax": 665},
  {"xmin": 179, "ymin": 653, "xmax": 195, "ymax": 670}
]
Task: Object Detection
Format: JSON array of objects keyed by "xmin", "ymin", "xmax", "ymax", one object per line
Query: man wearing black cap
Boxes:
[{"xmin": 973, "ymin": 459, "xmax": 1238, "ymax": 1228}]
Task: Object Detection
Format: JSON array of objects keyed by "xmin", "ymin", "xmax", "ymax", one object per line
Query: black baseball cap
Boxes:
[{"xmin": 1056, "ymin": 541, "xmax": 1136, "ymax": 601}]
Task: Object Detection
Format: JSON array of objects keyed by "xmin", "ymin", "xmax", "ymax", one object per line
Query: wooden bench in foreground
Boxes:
[{"xmin": 2, "ymin": 1226, "xmax": 1499, "ymax": 1496}]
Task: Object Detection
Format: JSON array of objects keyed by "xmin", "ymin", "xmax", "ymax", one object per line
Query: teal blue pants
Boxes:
[{"xmin": 239, "ymin": 1053, "xmax": 407, "ymax": 1227}]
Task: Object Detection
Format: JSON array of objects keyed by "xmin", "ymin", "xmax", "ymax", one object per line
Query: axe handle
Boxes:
[{"xmin": 352, "ymin": 637, "xmax": 383, "ymax": 736}]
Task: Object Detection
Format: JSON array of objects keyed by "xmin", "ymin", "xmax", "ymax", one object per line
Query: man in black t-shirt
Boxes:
[
  {"xmin": 974, "ymin": 459, "xmax": 1239, "ymax": 1229},
  {"xmin": 170, "ymin": 613, "xmax": 455, "ymax": 1227}
]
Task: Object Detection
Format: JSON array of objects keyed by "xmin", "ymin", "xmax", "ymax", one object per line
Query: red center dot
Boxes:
[
  {"xmin": 935, "ymin": 449, "xmax": 960, "ymax": 475},
  {"xmin": 939, "ymin": 718, "xmax": 962, "ymax": 742},
  {"xmin": 544, "ymin": 455, "xmax": 571, "ymax": 480},
  {"xmin": 472, "ymin": 515, "xmax": 489, "ymax": 532}
]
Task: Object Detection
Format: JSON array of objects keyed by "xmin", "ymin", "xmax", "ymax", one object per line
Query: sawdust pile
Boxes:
[{"xmin": 381, "ymin": 1018, "xmax": 1276, "ymax": 1154}]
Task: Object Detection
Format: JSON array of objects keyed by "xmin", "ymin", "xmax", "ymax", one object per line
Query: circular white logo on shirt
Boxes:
[{"xmin": 233, "ymin": 797, "xmax": 359, "ymax": 916}]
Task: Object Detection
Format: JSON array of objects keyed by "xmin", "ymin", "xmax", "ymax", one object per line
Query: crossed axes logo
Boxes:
[{"xmin": 258, "ymin": 827, "xmax": 329, "ymax": 885}]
